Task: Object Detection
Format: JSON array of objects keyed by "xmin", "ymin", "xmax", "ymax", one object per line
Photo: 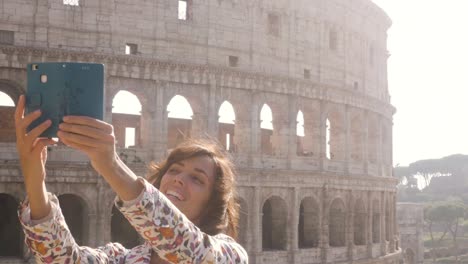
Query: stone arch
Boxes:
[
  {"xmin": 298, "ymin": 196, "xmax": 320, "ymax": 248},
  {"xmin": 354, "ymin": 198, "xmax": 366, "ymax": 245},
  {"xmin": 237, "ymin": 197, "xmax": 248, "ymax": 247},
  {"xmin": 326, "ymin": 109, "xmax": 345, "ymax": 160},
  {"xmin": 111, "ymin": 204, "xmax": 140, "ymax": 249},
  {"xmin": 372, "ymin": 199, "xmax": 380, "ymax": 243},
  {"xmin": 350, "ymin": 114, "xmax": 364, "ymax": 161},
  {"xmin": 0, "ymin": 79, "xmax": 24, "ymax": 103},
  {"xmin": 0, "ymin": 80, "xmax": 22, "ymax": 142},
  {"xmin": 166, "ymin": 95, "xmax": 193, "ymax": 149},
  {"xmin": 329, "ymin": 198, "xmax": 346, "ymax": 247},
  {"xmin": 57, "ymin": 194, "xmax": 90, "ymax": 246},
  {"xmin": 260, "ymin": 103, "xmax": 274, "ymax": 155},
  {"xmin": 262, "ymin": 196, "xmax": 287, "ymax": 250},
  {"xmin": 112, "ymin": 90, "xmax": 142, "ymax": 148},
  {"xmin": 0, "ymin": 193, "xmax": 22, "ymax": 257},
  {"xmin": 218, "ymin": 100, "xmax": 236, "ymax": 152},
  {"xmin": 368, "ymin": 116, "xmax": 378, "ymax": 163},
  {"xmin": 405, "ymin": 248, "xmax": 415, "ymax": 264}
]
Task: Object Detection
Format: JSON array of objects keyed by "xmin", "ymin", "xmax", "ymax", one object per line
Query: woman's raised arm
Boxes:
[
  {"xmin": 14, "ymin": 95, "xmax": 56, "ymax": 220},
  {"xmin": 57, "ymin": 115, "xmax": 144, "ymax": 201}
]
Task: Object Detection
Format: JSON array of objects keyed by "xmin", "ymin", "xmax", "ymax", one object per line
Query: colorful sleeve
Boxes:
[
  {"xmin": 18, "ymin": 193, "xmax": 129, "ymax": 264},
  {"xmin": 116, "ymin": 177, "xmax": 248, "ymax": 264}
]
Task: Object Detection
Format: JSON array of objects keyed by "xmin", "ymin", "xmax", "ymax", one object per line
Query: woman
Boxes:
[{"xmin": 15, "ymin": 95, "xmax": 248, "ymax": 263}]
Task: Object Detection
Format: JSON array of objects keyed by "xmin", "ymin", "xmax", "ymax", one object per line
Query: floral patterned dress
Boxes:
[{"xmin": 18, "ymin": 178, "xmax": 248, "ymax": 264}]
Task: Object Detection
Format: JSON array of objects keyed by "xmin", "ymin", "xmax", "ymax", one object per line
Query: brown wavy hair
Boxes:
[{"xmin": 146, "ymin": 139, "xmax": 240, "ymax": 239}]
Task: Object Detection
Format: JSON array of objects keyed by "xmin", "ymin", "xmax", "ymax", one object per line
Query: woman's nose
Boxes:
[{"xmin": 173, "ymin": 172, "xmax": 185, "ymax": 185}]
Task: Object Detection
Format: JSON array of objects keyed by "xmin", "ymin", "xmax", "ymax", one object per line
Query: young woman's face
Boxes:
[{"xmin": 159, "ymin": 155, "xmax": 216, "ymax": 225}]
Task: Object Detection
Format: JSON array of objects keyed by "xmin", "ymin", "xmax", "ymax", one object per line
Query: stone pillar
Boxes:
[
  {"xmin": 344, "ymin": 105, "xmax": 351, "ymax": 175},
  {"xmin": 363, "ymin": 111, "xmax": 369, "ymax": 174},
  {"xmin": 347, "ymin": 191, "xmax": 355, "ymax": 261},
  {"xmin": 191, "ymin": 111, "xmax": 208, "ymax": 138},
  {"xmin": 377, "ymin": 117, "xmax": 383, "ymax": 176},
  {"xmin": 319, "ymin": 101, "xmax": 326, "ymax": 171},
  {"xmin": 206, "ymin": 83, "xmax": 218, "ymax": 138},
  {"xmin": 380, "ymin": 192, "xmax": 387, "ymax": 255},
  {"xmin": 140, "ymin": 88, "xmax": 157, "ymax": 160},
  {"xmin": 388, "ymin": 193, "xmax": 396, "ymax": 253},
  {"xmin": 272, "ymin": 114, "xmax": 289, "ymax": 157},
  {"xmin": 291, "ymin": 187, "xmax": 299, "ymax": 251},
  {"xmin": 250, "ymin": 104, "xmax": 260, "ymax": 155},
  {"xmin": 367, "ymin": 191, "xmax": 373, "ymax": 258},
  {"xmin": 320, "ymin": 184, "xmax": 330, "ymax": 263},
  {"xmin": 287, "ymin": 96, "xmax": 298, "ymax": 160},
  {"xmin": 154, "ymin": 85, "xmax": 167, "ymax": 160},
  {"xmin": 252, "ymin": 186, "xmax": 262, "ymax": 253}
]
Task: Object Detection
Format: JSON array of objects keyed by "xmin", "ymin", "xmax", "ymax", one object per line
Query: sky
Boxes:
[
  {"xmin": 2, "ymin": 1, "xmax": 468, "ymax": 166},
  {"xmin": 372, "ymin": 0, "xmax": 468, "ymax": 166}
]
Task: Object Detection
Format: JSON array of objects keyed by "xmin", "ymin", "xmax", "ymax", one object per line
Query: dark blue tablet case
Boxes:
[{"xmin": 26, "ymin": 62, "xmax": 104, "ymax": 138}]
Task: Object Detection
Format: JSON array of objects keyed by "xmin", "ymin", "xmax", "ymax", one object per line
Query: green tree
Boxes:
[{"xmin": 424, "ymin": 198, "xmax": 466, "ymax": 263}]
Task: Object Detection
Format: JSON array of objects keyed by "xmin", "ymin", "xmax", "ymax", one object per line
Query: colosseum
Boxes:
[{"xmin": 0, "ymin": 0, "xmax": 400, "ymax": 263}]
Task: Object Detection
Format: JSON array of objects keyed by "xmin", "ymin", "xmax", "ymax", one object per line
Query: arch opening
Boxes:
[
  {"xmin": 112, "ymin": 90, "xmax": 142, "ymax": 149},
  {"xmin": 260, "ymin": 104, "xmax": 273, "ymax": 155},
  {"xmin": 0, "ymin": 91, "xmax": 16, "ymax": 142},
  {"xmin": 354, "ymin": 199, "xmax": 366, "ymax": 246},
  {"xmin": 0, "ymin": 194, "xmax": 22, "ymax": 257},
  {"xmin": 167, "ymin": 95, "xmax": 193, "ymax": 149},
  {"xmin": 329, "ymin": 198, "xmax": 346, "ymax": 247},
  {"xmin": 262, "ymin": 196, "xmax": 287, "ymax": 251},
  {"xmin": 58, "ymin": 194, "xmax": 89, "ymax": 246},
  {"xmin": 111, "ymin": 205, "xmax": 140, "ymax": 248},
  {"xmin": 298, "ymin": 197, "xmax": 319, "ymax": 248},
  {"xmin": 218, "ymin": 101, "xmax": 236, "ymax": 152}
]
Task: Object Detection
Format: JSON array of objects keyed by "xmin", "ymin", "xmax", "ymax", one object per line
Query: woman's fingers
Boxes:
[
  {"xmin": 59, "ymin": 123, "xmax": 114, "ymax": 142},
  {"xmin": 58, "ymin": 130, "xmax": 110, "ymax": 149},
  {"xmin": 14, "ymin": 95, "xmax": 41, "ymax": 138},
  {"xmin": 59, "ymin": 135, "xmax": 95, "ymax": 153},
  {"xmin": 26, "ymin": 120, "xmax": 52, "ymax": 145},
  {"xmin": 31, "ymin": 138, "xmax": 57, "ymax": 157},
  {"xmin": 63, "ymin": 116, "xmax": 113, "ymax": 134}
]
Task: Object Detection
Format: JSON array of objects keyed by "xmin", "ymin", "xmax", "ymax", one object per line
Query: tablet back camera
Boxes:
[{"xmin": 40, "ymin": 75, "xmax": 48, "ymax": 83}]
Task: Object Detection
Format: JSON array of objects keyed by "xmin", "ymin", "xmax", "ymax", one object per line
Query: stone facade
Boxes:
[
  {"xmin": 0, "ymin": 0, "xmax": 400, "ymax": 263},
  {"xmin": 397, "ymin": 203, "xmax": 424, "ymax": 264}
]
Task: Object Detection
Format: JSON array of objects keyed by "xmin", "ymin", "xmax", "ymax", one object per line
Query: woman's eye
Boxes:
[
  {"xmin": 191, "ymin": 175, "xmax": 203, "ymax": 184},
  {"xmin": 168, "ymin": 168, "xmax": 179, "ymax": 174}
]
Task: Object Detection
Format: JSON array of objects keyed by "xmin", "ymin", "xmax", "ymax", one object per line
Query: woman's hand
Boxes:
[
  {"xmin": 57, "ymin": 116, "xmax": 143, "ymax": 201},
  {"xmin": 15, "ymin": 95, "xmax": 56, "ymax": 219},
  {"xmin": 57, "ymin": 116, "xmax": 117, "ymax": 175}
]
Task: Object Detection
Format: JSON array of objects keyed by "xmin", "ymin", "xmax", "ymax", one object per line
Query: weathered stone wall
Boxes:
[
  {"xmin": 0, "ymin": 0, "xmax": 399, "ymax": 263},
  {"xmin": 397, "ymin": 203, "xmax": 424, "ymax": 264}
]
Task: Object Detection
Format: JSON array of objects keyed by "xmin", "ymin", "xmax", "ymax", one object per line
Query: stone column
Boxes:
[
  {"xmin": 272, "ymin": 114, "xmax": 290, "ymax": 157},
  {"xmin": 287, "ymin": 96, "xmax": 298, "ymax": 160},
  {"xmin": 380, "ymin": 192, "xmax": 387, "ymax": 255},
  {"xmin": 344, "ymin": 105, "xmax": 351, "ymax": 174},
  {"xmin": 377, "ymin": 117, "xmax": 383, "ymax": 176},
  {"xmin": 153, "ymin": 85, "xmax": 167, "ymax": 160},
  {"xmin": 291, "ymin": 187, "xmax": 299, "ymax": 251},
  {"xmin": 252, "ymin": 186, "xmax": 262, "ymax": 253},
  {"xmin": 363, "ymin": 111, "xmax": 369, "ymax": 174},
  {"xmin": 320, "ymin": 184, "xmax": 330, "ymax": 263},
  {"xmin": 250, "ymin": 104, "xmax": 260, "ymax": 156},
  {"xmin": 191, "ymin": 111, "xmax": 208, "ymax": 139},
  {"xmin": 139, "ymin": 88, "xmax": 157, "ymax": 160},
  {"xmin": 318, "ymin": 101, "xmax": 326, "ymax": 171},
  {"xmin": 347, "ymin": 191, "xmax": 355, "ymax": 261},
  {"xmin": 367, "ymin": 191, "xmax": 373, "ymax": 258},
  {"xmin": 206, "ymin": 83, "xmax": 218, "ymax": 138}
]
